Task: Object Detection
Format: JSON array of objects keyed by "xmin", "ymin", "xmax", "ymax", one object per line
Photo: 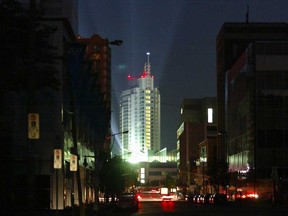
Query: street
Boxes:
[{"xmin": 97, "ymin": 200, "xmax": 288, "ymax": 216}]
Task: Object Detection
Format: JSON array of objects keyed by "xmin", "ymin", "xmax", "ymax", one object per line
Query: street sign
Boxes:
[
  {"xmin": 28, "ymin": 113, "xmax": 39, "ymax": 139},
  {"xmin": 54, "ymin": 149, "xmax": 62, "ymax": 169},
  {"xmin": 70, "ymin": 154, "xmax": 77, "ymax": 171}
]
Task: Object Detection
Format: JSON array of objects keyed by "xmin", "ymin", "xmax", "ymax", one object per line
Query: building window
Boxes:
[
  {"xmin": 200, "ymin": 147, "xmax": 207, "ymax": 162},
  {"xmin": 140, "ymin": 168, "xmax": 145, "ymax": 184},
  {"xmin": 208, "ymin": 108, "xmax": 213, "ymax": 123}
]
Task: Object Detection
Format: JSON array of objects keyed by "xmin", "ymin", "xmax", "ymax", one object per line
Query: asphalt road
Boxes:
[{"xmin": 97, "ymin": 200, "xmax": 288, "ymax": 216}]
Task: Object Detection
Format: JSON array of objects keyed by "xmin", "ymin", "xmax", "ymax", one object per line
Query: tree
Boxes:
[
  {"xmin": 122, "ymin": 162, "xmax": 139, "ymax": 190},
  {"xmin": 99, "ymin": 156, "xmax": 125, "ymax": 201},
  {"xmin": 163, "ymin": 174, "xmax": 176, "ymax": 192},
  {"xmin": 207, "ymin": 159, "xmax": 229, "ymax": 193}
]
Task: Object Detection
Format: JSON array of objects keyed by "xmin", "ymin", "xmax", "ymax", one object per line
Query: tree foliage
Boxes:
[
  {"xmin": 207, "ymin": 159, "xmax": 229, "ymax": 192},
  {"xmin": 163, "ymin": 174, "xmax": 176, "ymax": 190},
  {"xmin": 99, "ymin": 156, "xmax": 125, "ymax": 196},
  {"xmin": 122, "ymin": 162, "xmax": 139, "ymax": 189},
  {"xmin": 99, "ymin": 156, "xmax": 139, "ymax": 198}
]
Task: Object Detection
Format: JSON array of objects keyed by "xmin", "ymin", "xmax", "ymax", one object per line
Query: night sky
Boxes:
[{"xmin": 78, "ymin": 0, "xmax": 288, "ymax": 153}]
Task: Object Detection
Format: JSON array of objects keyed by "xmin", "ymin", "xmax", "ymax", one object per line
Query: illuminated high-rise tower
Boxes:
[{"xmin": 119, "ymin": 53, "xmax": 161, "ymax": 163}]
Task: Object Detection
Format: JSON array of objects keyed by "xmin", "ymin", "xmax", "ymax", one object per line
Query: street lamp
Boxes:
[
  {"xmin": 200, "ymin": 148, "xmax": 207, "ymax": 194},
  {"xmin": 109, "ymin": 40, "xmax": 123, "ymax": 46},
  {"xmin": 109, "ymin": 130, "xmax": 129, "ymax": 157}
]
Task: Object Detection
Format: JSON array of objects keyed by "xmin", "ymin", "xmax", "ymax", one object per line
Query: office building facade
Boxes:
[
  {"xmin": 1, "ymin": 1, "xmax": 111, "ymax": 211},
  {"xmin": 177, "ymin": 98, "xmax": 217, "ymax": 189},
  {"xmin": 217, "ymin": 22, "xmax": 288, "ymax": 194},
  {"xmin": 119, "ymin": 54, "xmax": 161, "ymax": 163}
]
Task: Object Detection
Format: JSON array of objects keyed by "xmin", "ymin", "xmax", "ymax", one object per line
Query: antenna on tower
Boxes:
[
  {"xmin": 147, "ymin": 52, "xmax": 150, "ymax": 64},
  {"xmin": 246, "ymin": 4, "xmax": 249, "ymax": 23},
  {"xmin": 145, "ymin": 52, "xmax": 151, "ymax": 75}
]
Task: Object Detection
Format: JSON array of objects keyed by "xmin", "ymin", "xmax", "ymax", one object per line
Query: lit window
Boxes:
[
  {"xmin": 208, "ymin": 108, "xmax": 213, "ymax": 123},
  {"xmin": 140, "ymin": 168, "xmax": 145, "ymax": 183}
]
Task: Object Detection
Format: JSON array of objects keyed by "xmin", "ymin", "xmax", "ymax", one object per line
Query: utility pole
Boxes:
[{"xmin": 27, "ymin": 1, "xmax": 37, "ymax": 215}]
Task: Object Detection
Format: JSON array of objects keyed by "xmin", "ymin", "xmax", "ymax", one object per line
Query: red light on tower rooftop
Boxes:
[
  {"xmin": 127, "ymin": 75, "xmax": 136, "ymax": 80},
  {"xmin": 140, "ymin": 71, "xmax": 148, "ymax": 78},
  {"xmin": 128, "ymin": 52, "xmax": 153, "ymax": 80}
]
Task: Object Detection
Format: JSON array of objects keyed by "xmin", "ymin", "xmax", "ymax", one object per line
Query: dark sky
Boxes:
[{"xmin": 78, "ymin": 0, "xmax": 288, "ymax": 153}]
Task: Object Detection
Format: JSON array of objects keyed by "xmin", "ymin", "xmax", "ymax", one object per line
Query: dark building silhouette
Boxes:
[
  {"xmin": 217, "ymin": 22, "xmax": 288, "ymax": 195},
  {"xmin": 0, "ymin": 1, "xmax": 112, "ymax": 211},
  {"xmin": 177, "ymin": 97, "xmax": 217, "ymax": 193}
]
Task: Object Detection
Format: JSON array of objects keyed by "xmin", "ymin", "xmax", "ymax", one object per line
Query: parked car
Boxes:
[
  {"xmin": 162, "ymin": 194, "xmax": 174, "ymax": 201},
  {"xmin": 185, "ymin": 193, "xmax": 194, "ymax": 202},
  {"xmin": 200, "ymin": 193, "xmax": 212, "ymax": 204},
  {"xmin": 209, "ymin": 193, "xmax": 227, "ymax": 204},
  {"xmin": 193, "ymin": 194, "xmax": 202, "ymax": 204},
  {"xmin": 115, "ymin": 193, "xmax": 139, "ymax": 210},
  {"xmin": 177, "ymin": 192, "xmax": 186, "ymax": 200}
]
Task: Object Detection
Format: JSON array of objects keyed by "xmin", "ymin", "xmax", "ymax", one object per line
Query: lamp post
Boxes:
[
  {"xmin": 81, "ymin": 131, "xmax": 128, "ymax": 211},
  {"xmin": 218, "ymin": 131, "xmax": 228, "ymax": 194},
  {"xmin": 200, "ymin": 148, "xmax": 207, "ymax": 194},
  {"xmin": 109, "ymin": 130, "xmax": 129, "ymax": 157},
  {"xmin": 218, "ymin": 131, "xmax": 228, "ymax": 163},
  {"xmin": 109, "ymin": 40, "xmax": 123, "ymax": 46},
  {"xmin": 83, "ymin": 156, "xmax": 90, "ymax": 204},
  {"xmin": 90, "ymin": 37, "xmax": 123, "ymax": 212}
]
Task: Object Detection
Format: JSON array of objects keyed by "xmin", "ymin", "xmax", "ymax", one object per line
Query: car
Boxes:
[
  {"xmin": 177, "ymin": 192, "xmax": 186, "ymax": 200},
  {"xmin": 200, "ymin": 193, "xmax": 212, "ymax": 204},
  {"xmin": 192, "ymin": 194, "xmax": 201, "ymax": 204},
  {"xmin": 162, "ymin": 194, "xmax": 174, "ymax": 201},
  {"xmin": 209, "ymin": 193, "xmax": 227, "ymax": 204},
  {"xmin": 115, "ymin": 193, "xmax": 139, "ymax": 210},
  {"xmin": 198, "ymin": 194, "xmax": 205, "ymax": 204},
  {"xmin": 185, "ymin": 193, "xmax": 194, "ymax": 202}
]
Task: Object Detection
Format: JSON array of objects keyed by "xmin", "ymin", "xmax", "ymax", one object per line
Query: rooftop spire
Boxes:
[{"xmin": 144, "ymin": 52, "xmax": 151, "ymax": 76}]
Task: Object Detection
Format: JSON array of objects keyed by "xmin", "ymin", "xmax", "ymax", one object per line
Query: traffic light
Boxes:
[
  {"xmin": 28, "ymin": 113, "xmax": 39, "ymax": 139},
  {"xmin": 53, "ymin": 149, "xmax": 62, "ymax": 169},
  {"xmin": 70, "ymin": 154, "xmax": 77, "ymax": 171}
]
